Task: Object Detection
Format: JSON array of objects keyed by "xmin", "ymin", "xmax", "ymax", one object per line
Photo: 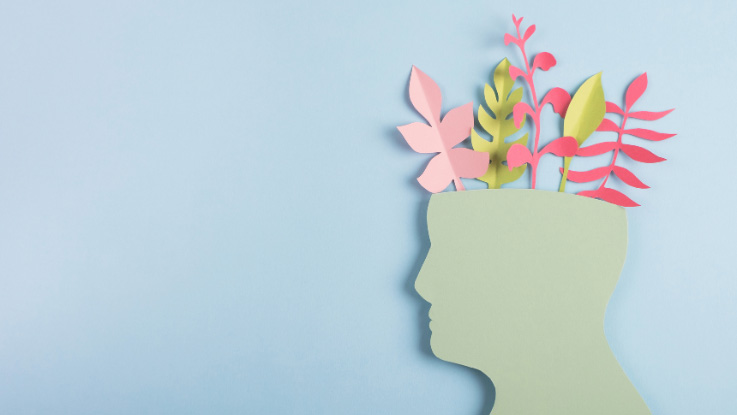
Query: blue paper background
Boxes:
[{"xmin": 0, "ymin": 1, "xmax": 735, "ymax": 413}]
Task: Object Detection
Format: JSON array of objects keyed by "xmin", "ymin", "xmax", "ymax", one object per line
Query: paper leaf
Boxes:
[
  {"xmin": 623, "ymin": 128, "xmax": 676, "ymax": 141},
  {"xmin": 613, "ymin": 166, "xmax": 649, "ymax": 189},
  {"xmin": 576, "ymin": 142, "xmax": 617, "ymax": 157},
  {"xmin": 439, "ymin": 103, "xmax": 475, "ymax": 148},
  {"xmin": 473, "ymin": 58, "xmax": 528, "ymax": 188},
  {"xmin": 540, "ymin": 136, "xmax": 578, "ymax": 157},
  {"xmin": 563, "ymin": 73, "xmax": 606, "ymax": 146},
  {"xmin": 597, "ymin": 119, "xmax": 620, "ymax": 132},
  {"xmin": 397, "ymin": 122, "xmax": 439, "ymax": 153},
  {"xmin": 579, "ymin": 187, "xmax": 640, "ymax": 207},
  {"xmin": 399, "ymin": 66, "xmax": 486, "ymax": 193},
  {"xmin": 512, "ymin": 102, "xmax": 534, "ymax": 128},
  {"xmin": 523, "ymin": 24, "xmax": 536, "ymax": 40},
  {"xmin": 409, "ymin": 66, "xmax": 442, "ymax": 124},
  {"xmin": 605, "ymin": 101, "xmax": 624, "ymax": 115},
  {"xmin": 620, "ymin": 144, "xmax": 666, "ymax": 163},
  {"xmin": 509, "ymin": 65, "xmax": 526, "ymax": 81},
  {"xmin": 541, "ymin": 87, "xmax": 571, "ymax": 117},
  {"xmin": 625, "ymin": 73, "xmax": 648, "ymax": 111},
  {"xmin": 532, "ymin": 52, "xmax": 556, "ymax": 72},
  {"xmin": 560, "ymin": 166, "xmax": 610, "ymax": 183},
  {"xmin": 507, "ymin": 143, "xmax": 533, "ymax": 169},
  {"xmin": 628, "ymin": 109, "xmax": 674, "ymax": 120}
]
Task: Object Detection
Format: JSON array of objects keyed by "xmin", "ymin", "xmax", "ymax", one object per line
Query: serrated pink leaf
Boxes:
[
  {"xmin": 512, "ymin": 102, "xmax": 534, "ymax": 128},
  {"xmin": 532, "ymin": 52, "xmax": 556, "ymax": 72},
  {"xmin": 623, "ymin": 128, "xmax": 676, "ymax": 141},
  {"xmin": 408, "ymin": 66, "xmax": 442, "ymax": 124},
  {"xmin": 540, "ymin": 136, "xmax": 578, "ymax": 157},
  {"xmin": 628, "ymin": 109, "xmax": 674, "ymax": 120},
  {"xmin": 397, "ymin": 122, "xmax": 440, "ymax": 153},
  {"xmin": 606, "ymin": 101, "xmax": 624, "ymax": 115},
  {"xmin": 625, "ymin": 73, "xmax": 648, "ymax": 111},
  {"xmin": 438, "ymin": 102, "xmax": 474, "ymax": 148},
  {"xmin": 613, "ymin": 166, "xmax": 649, "ymax": 189},
  {"xmin": 560, "ymin": 166, "xmax": 610, "ymax": 183},
  {"xmin": 504, "ymin": 33, "xmax": 519, "ymax": 47},
  {"xmin": 541, "ymin": 87, "xmax": 571, "ymax": 117},
  {"xmin": 576, "ymin": 142, "xmax": 617, "ymax": 157},
  {"xmin": 509, "ymin": 65, "xmax": 526, "ymax": 81},
  {"xmin": 620, "ymin": 144, "xmax": 666, "ymax": 163},
  {"xmin": 597, "ymin": 118, "xmax": 620, "ymax": 132},
  {"xmin": 523, "ymin": 24, "xmax": 536, "ymax": 40},
  {"xmin": 507, "ymin": 144, "xmax": 532, "ymax": 169},
  {"xmin": 579, "ymin": 187, "xmax": 640, "ymax": 207}
]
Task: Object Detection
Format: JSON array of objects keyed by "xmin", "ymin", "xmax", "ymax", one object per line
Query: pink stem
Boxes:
[{"xmin": 514, "ymin": 21, "xmax": 542, "ymax": 189}]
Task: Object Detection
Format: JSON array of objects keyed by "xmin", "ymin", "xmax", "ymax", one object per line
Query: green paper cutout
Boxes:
[
  {"xmin": 472, "ymin": 58, "xmax": 528, "ymax": 189},
  {"xmin": 559, "ymin": 73, "xmax": 606, "ymax": 192},
  {"xmin": 415, "ymin": 189, "xmax": 650, "ymax": 415}
]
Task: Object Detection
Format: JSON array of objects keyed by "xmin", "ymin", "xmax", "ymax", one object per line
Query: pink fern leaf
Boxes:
[
  {"xmin": 612, "ymin": 166, "xmax": 649, "ymax": 189},
  {"xmin": 576, "ymin": 142, "xmax": 617, "ymax": 157},
  {"xmin": 623, "ymin": 128, "xmax": 676, "ymax": 141},
  {"xmin": 560, "ymin": 166, "xmax": 610, "ymax": 183},
  {"xmin": 625, "ymin": 73, "xmax": 648, "ymax": 111},
  {"xmin": 620, "ymin": 144, "xmax": 666, "ymax": 163},
  {"xmin": 579, "ymin": 187, "xmax": 640, "ymax": 207}
]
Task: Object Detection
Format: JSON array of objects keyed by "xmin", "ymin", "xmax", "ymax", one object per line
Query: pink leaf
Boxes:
[
  {"xmin": 408, "ymin": 66, "xmax": 442, "ymax": 124},
  {"xmin": 523, "ymin": 24, "xmax": 536, "ymax": 40},
  {"xmin": 512, "ymin": 102, "xmax": 534, "ymax": 128},
  {"xmin": 606, "ymin": 101, "xmax": 624, "ymax": 115},
  {"xmin": 625, "ymin": 73, "xmax": 648, "ymax": 111},
  {"xmin": 559, "ymin": 166, "xmax": 610, "ymax": 183},
  {"xmin": 397, "ymin": 122, "xmax": 440, "ymax": 153},
  {"xmin": 541, "ymin": 87, "xmax": 571, "ymax": 117},
  {"xmin": 613, "ymin": 166, "xmax": 649, "ymax": 189},
  {"xmin": 439, "ymin": 102, "xmax": 474, "ymax": 148},
  {"xmin": 579, "ymin": 187, "xmax": 640, "ymax": 207},
  {"xmin": 504, "ymin": 33, "xmax": 519, "ymax": 47},
  {"xmin": 447, "ymin": 148, "xmax": 489, "ymax": 178},
  {"xmin": 628, "ymin": 109, "xmax": 674, "ymax": 120},
  {"xmin": 417, "ymin": 154, "xmax": 453, "ymax": 193},
  {"xmin": 509, "ymin": 65, "xmax": 526, "ymax": 81},
  {"xmin": 597, "ymin": 118, "xmax": 620, "ymax": 132},
  {"xmin": 507, "ymin": 144, "xmax": 532, "ymax": 169},
  {"xmin": 532, "ymin": 52, "xmax": 556, "ymax": 72},
  {"xmin": 539, "ymin": 136, "xmax": 578, "ymax": 157},
  {"xmin": 620, "ymin": 144, "xmax": 666, "ymax": 163},
  {"xmin": 576, "ymin": 142, "xmax": 617, "ymax": 157},
  {"xmin": 623, "ymin": 128, "xmax": 676, "ymax": 141}
]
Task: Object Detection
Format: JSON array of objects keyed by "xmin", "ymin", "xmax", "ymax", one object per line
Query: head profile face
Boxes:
[{"xmin": 414, "ymin": 189, "xmax": 628, "ymax": 373}]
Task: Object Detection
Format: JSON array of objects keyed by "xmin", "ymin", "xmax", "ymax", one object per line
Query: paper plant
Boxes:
[{"xmin": 396, "ymin": 15, "xmax": 674, "ymax": 208}]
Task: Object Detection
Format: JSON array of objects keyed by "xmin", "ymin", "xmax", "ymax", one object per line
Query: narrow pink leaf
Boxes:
[
  {"xmin": 612, "ymin": 166, "xmax": 649, "ymax": 189},
  {"xmin": 605, "ymin": 101, "xmax": 624, "ymax": 115},
  {"xmin": 620, "ymin": 144, "xmax": 666, "ymax": 163},
  {"xmin": 579, "ymin": 187, "xmax": 640, "ymax": 207},
  {"xmin": 628, "ymin": 109, "xmax": 674, "ymax": 120},
  {"xmin": 523, "ymin": 24, "xmax": 536, "ymax": 40},
  {"xmin": 532, "ymin": 52, "xmax": 556, "ymax": 72},
  {"xmin": 447, "ymin": 148, "xmax": 489, "ymax": 179},
  {"xmin": 507, "ymin": 144, "xmax": 532, "ymax": 169},
  {"xmin": 509, "ymin": 65, "xmax": 526, "ymax": 81},
  {"xmin": 504, "ymin": 33, "xmax": 519, "ymax": 47},
  {"xmin": 439, "ymin": 102, "xmax": 474, "ymax": 148},
  {"xmin": 397, "ymin": 122, "xmax": 440, "ymax": 153},
  {"xmin": 597, "ymin": 118, "xmax": 620, "ymax": 132},
  {"xmin": 512, "ymin": 102, "xmax": 534, "ymax": 128},
  {"xmin": 541, "ymin": 87, "xmax": 571, "ymax": 117},
  {"xmin": 540, "ymin": 136, "xmax": 578, "ymax": 157},
  {"xmin": 408, "ymin": 66, "xmax": 442, "ymax": 124},
  {"xmin": 576, "ymin": 142, "xmax": 617, "ymax": 157},
  {"xmin": 623, "ymin": 128, "xmax": 676, "ymax": 141},
  {"xmin": 417, "ymin": 154, "xmax": 453, "ymax": 193},
  {"xmin": 625, "ymin": 73, "xmax": 648, "ymax": 111},
  {"xmin": 559, "ymin": 166, "xmax": 610, "ymax": 183}
]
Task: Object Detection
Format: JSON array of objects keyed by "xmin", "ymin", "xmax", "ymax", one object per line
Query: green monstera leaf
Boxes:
[{"xmin": 472, "ymin": 58, "xmax": 528, "ymax": 189}]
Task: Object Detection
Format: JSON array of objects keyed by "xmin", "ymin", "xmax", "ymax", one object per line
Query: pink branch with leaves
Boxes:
[
  {"xmin": 503, "ymin": 15, "xmax": 577, "ymax": 188},
  {"xmin": 566, "ymin": 73, "xmax": 675, "ymax": 206}
]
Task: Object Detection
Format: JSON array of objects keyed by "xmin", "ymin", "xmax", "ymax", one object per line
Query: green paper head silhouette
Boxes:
[{"xmin": 415, "ymin": 189, "xmax": 650, "ymax": 415}]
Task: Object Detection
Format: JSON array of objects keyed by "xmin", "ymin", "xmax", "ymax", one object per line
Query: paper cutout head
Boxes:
[{"xmin": 415, "ymin": 189, "xmax": 651, "ymax": 414}]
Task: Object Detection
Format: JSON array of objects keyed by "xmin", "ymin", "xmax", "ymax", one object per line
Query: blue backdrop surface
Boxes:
[{"xmin": 0, "ymin": 1, "xmax": 735, "ymax": 414}]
